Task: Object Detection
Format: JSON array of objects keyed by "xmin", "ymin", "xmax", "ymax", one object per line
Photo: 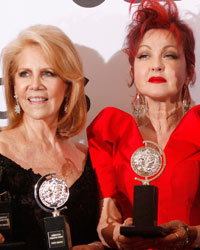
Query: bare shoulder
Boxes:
[
  {"xmin": 0, "ymin": 129, "xmax": 17, "ymax": 141},
  {"xmin": 0, "ymin": 130, "xmax": 14, "ymax": 156},
  {"xmin": 73, "ymin": 140, "xmax": 88, "ymax": 155},
  {"xmin": 61, "ymin": 138, "xmax": 88, "ymax": 158}
]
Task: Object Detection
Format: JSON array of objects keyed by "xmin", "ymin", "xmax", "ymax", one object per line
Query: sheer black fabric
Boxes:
[{"xmin": 0, "ymin": 153, "xmax": 99, "ymax": 250}]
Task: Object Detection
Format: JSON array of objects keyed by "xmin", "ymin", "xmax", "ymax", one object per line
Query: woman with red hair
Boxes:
[{"xmin": 87, "ymin": 0, "xmax": 200, "ymax": 249}]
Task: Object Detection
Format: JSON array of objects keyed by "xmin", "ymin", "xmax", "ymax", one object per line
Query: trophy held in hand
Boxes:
[
  {"xmin": 120, "ymin": 140, "xmax": 167, "ymax": 237},
  {"xmin": 34, "ymin": 173, "xmax": 70, "ymax": 250},
  {"xmin": 0, "ymin": 191, "xmax": 12, "ymax": 242},
  {"xmin": 0, "ymin": 192, "xmax": 26, "ymax": 249}
]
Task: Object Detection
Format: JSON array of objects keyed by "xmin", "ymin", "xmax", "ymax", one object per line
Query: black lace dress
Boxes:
[{"xmin": 0, "ymin": 153, "xmax": 99, "ymax": 250}]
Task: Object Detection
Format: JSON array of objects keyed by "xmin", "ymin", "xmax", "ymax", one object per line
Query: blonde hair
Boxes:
[{"xmin": 1, "ymin": 24, "xmax": 87, "ymax": 138}]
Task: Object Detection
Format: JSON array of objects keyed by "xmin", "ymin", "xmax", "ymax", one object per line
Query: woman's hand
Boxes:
[
  {"xmin": 117, "ymin": 219, "xmax": 193, "ymax": 250},
  {"xmin": 0, "ymin": 234, "xmax": 4, "ymax": 243},
  {"xmin": 157, "ymin": 220, "xmax": 199, "ymax": 249},
  {"xmin": 72, "ymin": 245, "xmax": 96, "ymax": 250},
  {"xmin": 72, "ymin": 241, "xmax": 103, "ymax": 250},
  {"xmin": 117, "ymin": 218, "xmax": 158, "ymax": 250}
]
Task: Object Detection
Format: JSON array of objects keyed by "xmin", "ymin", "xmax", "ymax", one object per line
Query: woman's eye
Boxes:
[
  {"xmin": 164, "ymin": 54, "xmax": 178, "ymax": 59},
  {"xmin": 19, "ymin": 71, "xmax": 29, "ymax": 77},
  {"xmin": 42, "ymin": 71, "xmax": 56, "ymax": 77},
  {"xmin": 137, "ymin": 54, "xmax": 149, "ymax": 59}
]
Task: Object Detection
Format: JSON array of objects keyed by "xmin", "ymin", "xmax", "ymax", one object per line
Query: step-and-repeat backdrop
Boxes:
[{"xmin": 0, "ymin": 0, "xmax": 200, "ymax": 141}]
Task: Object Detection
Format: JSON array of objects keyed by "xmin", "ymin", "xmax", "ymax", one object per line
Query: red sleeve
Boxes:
[{"xmin": 87, "ymin": 107, "xmax": 139, "ymax": 199}]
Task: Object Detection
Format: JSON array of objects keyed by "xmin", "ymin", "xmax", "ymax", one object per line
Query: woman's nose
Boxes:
[
  {"xmin": 152, "ymin": 66, "xmax": 162, "ymax": 71},
  {"xmin": 151, "ymin": 58, "xmax": 164, "ymax": 72},
  {"xmin": 29, "ymin": 76, "xmax": 44, "ymax": 90}
]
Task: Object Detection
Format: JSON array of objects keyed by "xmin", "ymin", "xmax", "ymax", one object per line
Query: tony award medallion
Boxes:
[
  {"xmin": 120, "ymin": 140, "xmax": 167, "ymax": 237},
  {"xmin": 34, "ymin": 173, "xmax": 69, "ymax": 250}
]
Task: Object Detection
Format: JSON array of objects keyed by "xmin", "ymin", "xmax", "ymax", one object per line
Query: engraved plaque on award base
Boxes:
[
  {"xmin": 0, "ymin": 192, "xmax": 12, "ymax": 242},
  {"xmin": 120, "ymin": 141, "xmax": 167, "ymax": 237},
  {"xmin": 34, "ymin": 174, "xmax": 69, "ymax": 250},
  {"xmin": 0, "ymin": 192, "xmax": 26, "ymax": 249}
]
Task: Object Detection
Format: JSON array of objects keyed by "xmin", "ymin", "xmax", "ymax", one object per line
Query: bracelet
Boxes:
[
  {"xmin": 175, "ymin": 224, "xmax": 190, "ymax": 248},
  {"xmin": 184, "ymin": 224, "xmax": 189, "ymax": 246},
  {"xmin": 180, "ymin": 224, "xmax": 189, "ymax": 247},
  {"xmin": 88, "ymin": 242, "xmax": 102, "ymax": 250}
]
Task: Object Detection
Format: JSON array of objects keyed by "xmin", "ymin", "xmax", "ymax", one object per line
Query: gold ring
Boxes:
[{"xmin": 174, "ymin": 232, "xmax": 179, "ymax": 239}]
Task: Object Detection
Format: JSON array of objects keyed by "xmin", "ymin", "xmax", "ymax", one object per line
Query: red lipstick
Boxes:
[{"xmin": 149, "ymin": 76, "xmax": 167, "ymax": 84}]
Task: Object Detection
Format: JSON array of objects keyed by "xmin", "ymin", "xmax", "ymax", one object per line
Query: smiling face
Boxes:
[
  {"xmin": 14, "ymin": 45, "xmax": 67, "ymax": 122},
  {"xmin": 133, "ymin": 29, "xmax": 188, "ymax": 103}
]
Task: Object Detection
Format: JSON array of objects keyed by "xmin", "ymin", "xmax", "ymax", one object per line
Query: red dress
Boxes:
[{"xmin": 87, "ymin": 106, "xmax": 200, "ymax": 226}]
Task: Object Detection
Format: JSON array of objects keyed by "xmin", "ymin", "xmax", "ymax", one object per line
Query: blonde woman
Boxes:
[{"xmin": 0, "ymin": 25, "xmax": 102, "ymax": 250}]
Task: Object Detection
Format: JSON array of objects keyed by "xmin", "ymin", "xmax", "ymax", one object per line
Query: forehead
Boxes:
[
  {"xmin": 139, "ymin": 29, "xmax": 180, "ymax": 50},
  {"xmin": 15, "ymin": 44, "xmax": 50, "ymax": 67}
]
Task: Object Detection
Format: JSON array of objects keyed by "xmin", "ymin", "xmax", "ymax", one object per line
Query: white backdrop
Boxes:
[{"xmin": 0, "ymin": 0, "xmax": 200, "ymax": 142}]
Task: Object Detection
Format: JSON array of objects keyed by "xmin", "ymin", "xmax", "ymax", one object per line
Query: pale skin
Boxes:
[
  {"xmin": 134, "ymin": 29, "xmax": 189, "ymax": 149},
  {"xmin": 97, "ymin": 29, "xmax": 198, "ymax": 249},
  {"xmin": 0, "ymin": 45, "xmax": 102, "ymax": 250}
]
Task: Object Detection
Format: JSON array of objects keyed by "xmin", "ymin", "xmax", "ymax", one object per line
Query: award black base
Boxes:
[
  {"xmin": 0, "ymin": 197, "xmax": 26, "ymax": 249},
  {"xmin": 120, "ymin": 185, "xmax": 167, "ymax": 238},
  {"xmin": 0, "ymin": 242, "xmax": 26, "ymax": 250},
  {"xmin": 0, "ymin": 201, "xmax": 12, "ymax": 242},
  {"xmin": 44, "ymin": 215, "xmax": 68, "ymax": 250},
  {"xmin": 120, "ymin": 225, "xmax": 166, "ymax": 237}
]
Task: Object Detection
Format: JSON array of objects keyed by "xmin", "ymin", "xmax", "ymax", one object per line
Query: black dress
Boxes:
[{"xmin": 0, "ymin": 153, "xmax": 99, "ymax": 250}]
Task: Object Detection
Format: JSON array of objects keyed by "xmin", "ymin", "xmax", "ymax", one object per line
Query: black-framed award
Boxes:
[
  {"xmin": 0, "ymin": 192, "xmax": 26, "ymax": 249},
  {"xmin": 34, "ymin": 173, "xmax": 70, "ymax": 250},
  {"xmin": 120, "ymin": 140, "xmax": 168, "ymax": 237},
  {"xmin": 0, "ymin": 191, "xmax": 12, "ymax": 242}
]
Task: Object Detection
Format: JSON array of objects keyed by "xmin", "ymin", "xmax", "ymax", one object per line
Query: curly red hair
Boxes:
[{"xmin": 124, "ymin": 0, "xmax": 195, "ymax": 86}]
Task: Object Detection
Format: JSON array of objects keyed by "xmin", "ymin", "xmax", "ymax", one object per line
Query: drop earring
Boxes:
[
  {"xmin": 182, "ymin": 85, "xmax": 190, "ymax": 113},
  {"xmin": 64, "ymin": 98, "xmax": 68, "ymax": 113},
  {"xmin": 14, "ymin": 94, "xmax": 21, "ymax": 114},
  {"xmin": 132, "ymin": 92, "xmax": 145, "ymax": 117}
]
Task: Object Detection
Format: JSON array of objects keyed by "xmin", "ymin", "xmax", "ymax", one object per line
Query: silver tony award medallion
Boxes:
[
  {"xmin": 131, "ymin": 140, "xmax": 166, "ymax": 185},
  {"xmin": 34, "ymin": 173, "xmax": 69, "ymax": 250},
  {"xmin": 120, "ymin": 140, "xmax": 167, "ymax": 237}
]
